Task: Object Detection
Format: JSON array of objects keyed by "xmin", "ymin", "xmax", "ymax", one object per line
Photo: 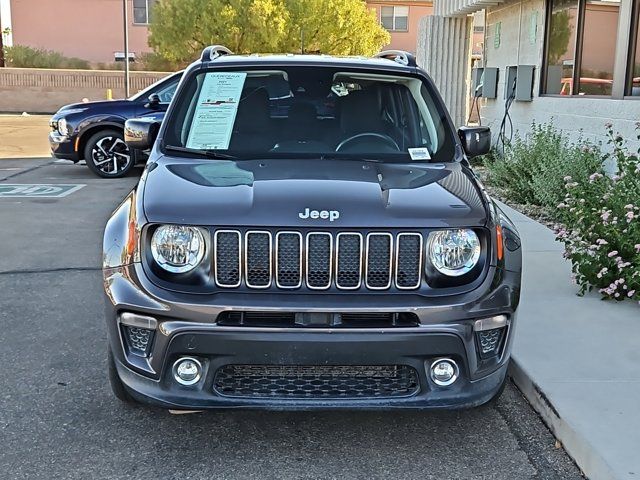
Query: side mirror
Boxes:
[
  {"xmin": 124, "ymin": 117, "xmax": 161, "ymax": 150},
  {"xmin": 145, "ymin": 93, "xmax": 161, "ymax": 109},
  {"xmin": 458, "ymin": 126, "xmax": 491, "ymax": 159}
]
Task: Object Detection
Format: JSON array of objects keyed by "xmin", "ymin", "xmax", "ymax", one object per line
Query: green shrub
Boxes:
[
  {"xmin": 555, "ymin": 124, "xmax": 640, "ymax": 302},
  {"xmin": 485, "ymin": 123, "xmax": 604, "ymax": 210},
  {"xmin": 4, "ymin": 45, "xmax": 90, "ymax": 69}
]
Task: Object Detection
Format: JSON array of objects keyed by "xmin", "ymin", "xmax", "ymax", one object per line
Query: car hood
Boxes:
[
  {"xmin": 57, "ymin": 99, "xmax": 130, "ymax": 113},
  {"xmin": 141, "ymin": 157, "xmax": 487, "ymax": 228}
]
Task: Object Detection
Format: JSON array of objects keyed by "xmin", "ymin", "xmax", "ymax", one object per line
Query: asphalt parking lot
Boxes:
[{"xmin": 0, "ymin": 158, "xmax": 584, "ymax": 480}]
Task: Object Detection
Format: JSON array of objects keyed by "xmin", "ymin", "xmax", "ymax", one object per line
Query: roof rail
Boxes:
[
  {"xmin": 374, "ymin": 50, "xmax": 416, "ymax": 67},
  {"xmin": 200, "ymin": 45, "xmax": 233, "ymax": 62}
]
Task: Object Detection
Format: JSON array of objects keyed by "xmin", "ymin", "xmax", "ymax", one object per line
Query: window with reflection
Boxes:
[
  {"xmin": 544, "ymin": 0, "xmax": 621, "ymax": 96},
  {"xmin": 630, "ymin": 3, "xmax": 640, "ymax": 96}
]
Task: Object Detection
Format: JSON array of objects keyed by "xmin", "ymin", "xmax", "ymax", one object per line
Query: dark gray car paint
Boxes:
[{"xmin": 102, "ymin": 54, "xmax": 522, "ymax": 409}]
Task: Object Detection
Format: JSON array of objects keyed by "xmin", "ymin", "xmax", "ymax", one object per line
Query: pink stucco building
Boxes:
[
  {"xmin": 0, "ymin": 0, "xmax": 433, "ymax": 63},
  {"xmin": 367, "ymin": 0, "xmax": 434, "ymax": 54},
  {"xmin": 1, "ymin": 0, "xmax": 155, "ymax": 63}
]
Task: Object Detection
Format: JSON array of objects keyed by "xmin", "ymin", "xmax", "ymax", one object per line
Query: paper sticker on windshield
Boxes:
[
  {"xmin": 186, "ymin": 72, "xmax": 247, "ymax": 150},
  {"xmin": 408, "ymin": 148, "xmax": 431, "ymax": 160}
]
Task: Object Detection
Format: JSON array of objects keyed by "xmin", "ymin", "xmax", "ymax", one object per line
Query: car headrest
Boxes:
[
  {"xmin": 235, "ymin": 87, "xmax": 271, "ymax": 133},
  {"xmin": 338, "ymin": 89, "xmax": 383, "ymax": 134}
]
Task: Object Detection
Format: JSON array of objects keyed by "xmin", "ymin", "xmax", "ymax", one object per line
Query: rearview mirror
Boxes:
[
  {"xmin": 124, "ymin": 117, "xmax": 161, "ymax": 151},
  {"xmin": 458, "ymin": 126, "xmax": 491, "ymax": 159},
  {"xmin": 145, "ymin": 93, "xmax": 161, "ymax": 109}
]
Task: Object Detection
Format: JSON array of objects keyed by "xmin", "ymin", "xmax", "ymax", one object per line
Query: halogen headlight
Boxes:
[
  {"xmin": 427, "ymin": 229, "xmax": 481, "ymax": 277},
  {"xmin": 57, "ymin": 118, "xmax": 68, "ymax": 135},
  {"xmin": 150, "ymin": 225, "xmax": 205, "ymax": 273}
]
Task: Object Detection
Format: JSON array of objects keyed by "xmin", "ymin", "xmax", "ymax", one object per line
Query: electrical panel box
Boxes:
[
  {"xmin": 471, "ymin": 67, "xmax": 484, "ymax": 96},
  {"xmin": 505, "ymin": 65, "xmax": 535, "ymax": 101},
  {"xmin": 515, "ymin": 65, "xmax": 535, "ymax": 101},
  {"xmin": 505, "ymin": 66, "xmax": 518, "ymax": 100},
  {"xmin": 478, "ymin": 67, "xmax": 498, "ymax": 99}
]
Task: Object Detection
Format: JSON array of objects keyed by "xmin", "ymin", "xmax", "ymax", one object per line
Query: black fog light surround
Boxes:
[
  {"xmin": 474, "ymin": 315, "xmax": 508, "ymax": 359},
  {"xmin": 120, "ymin": 312, "xmax": 157, "ymax": 357}
]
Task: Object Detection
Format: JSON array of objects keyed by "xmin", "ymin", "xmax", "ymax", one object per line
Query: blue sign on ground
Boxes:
[{"xmin": 0, "ymin": 184, "xmax": 85, "ymax": 198}]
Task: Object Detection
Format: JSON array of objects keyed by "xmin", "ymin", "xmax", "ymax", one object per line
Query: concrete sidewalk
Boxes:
[{"xmin": 501, "ymin": 203, "xmax": 640, "ymax": 480}]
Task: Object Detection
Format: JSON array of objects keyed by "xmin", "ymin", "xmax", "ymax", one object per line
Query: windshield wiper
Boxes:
[
  {"xmin": 164, "ymin": 145, "xmax": 237, "ymax": 160},
  {"xmin": 318, "ymin": 153, "xmax": 419, "ymax": 163}
]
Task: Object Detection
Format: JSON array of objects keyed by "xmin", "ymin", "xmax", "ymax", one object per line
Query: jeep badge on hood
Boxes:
[{"xmin": 299, "ymin": 208, "xmax": 340, "ymax": 222}]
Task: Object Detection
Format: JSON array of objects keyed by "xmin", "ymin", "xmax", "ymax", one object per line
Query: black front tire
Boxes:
[
  {"xmin": 84, "ymin": 129, "xmax": 135, "ymax": 178},
  {"xmin": 107, "ymin": 347, "xmax": 137, "ymax": 404}
]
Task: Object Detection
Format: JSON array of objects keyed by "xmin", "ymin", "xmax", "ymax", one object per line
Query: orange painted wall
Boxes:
[
  {"xmin": 367, "ymin": 2, "xmax": 433, "ymax": 54},
  {"xmin": 10, "ymin": 0, "xmax": 152, "ymax": 63}
]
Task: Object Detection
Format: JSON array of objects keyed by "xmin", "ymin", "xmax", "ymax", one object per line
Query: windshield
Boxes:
[
  {"xmin": 128, "ymin": 72, "xmax": 180, "ymax": 101},
  {"xmin": 163, "ymin": 66, "xmax": 456, "ymax": 162}
]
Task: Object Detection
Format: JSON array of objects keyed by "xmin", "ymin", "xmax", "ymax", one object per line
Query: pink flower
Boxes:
[
  {"xmin": 635, "ymin": 244, "xmax": 640, "ymax": 253},
  {"xmin": 628, "ymin": 290, "xmax": 636, "ymax": 297},
  {"xmin": 608, "ymin": 251, "xmax": 618, "ymax": 257}
]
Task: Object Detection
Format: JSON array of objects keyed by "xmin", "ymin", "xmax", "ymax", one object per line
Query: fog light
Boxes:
[
  {"xmin": 430, "ymin": 358, "xmax": 458, "ymax": 386},
  {"xmin": 173, "ymin": 357, "xmax": 202, "ymax": 386}
]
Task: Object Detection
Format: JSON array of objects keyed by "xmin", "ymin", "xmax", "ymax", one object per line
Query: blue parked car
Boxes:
[{"xmin": 48, "ymin": 71, "xmax": 182, "ymax": 178}]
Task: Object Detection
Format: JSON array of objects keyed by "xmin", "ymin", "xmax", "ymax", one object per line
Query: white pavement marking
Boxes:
[{"xmin": 0, "ymin": 183, "xmax": 86, "ymax": 198}]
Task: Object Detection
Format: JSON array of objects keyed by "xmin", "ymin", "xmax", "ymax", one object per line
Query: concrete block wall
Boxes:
[
  {"xmin": 418, "ymin": 15, "xmax": 473, "ymax": 127},
  {"xmin": 0, "ymin": 68, "xmax": 170, "ymax": 113},
  {"xmin": 480, "ymin": 0, "xmax": 640, "ymax": 151}
]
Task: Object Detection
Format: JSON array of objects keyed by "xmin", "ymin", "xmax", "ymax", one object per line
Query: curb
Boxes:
[{"xmin": 508, "ymin": 358, "xmax": 617, "ymax": 480}]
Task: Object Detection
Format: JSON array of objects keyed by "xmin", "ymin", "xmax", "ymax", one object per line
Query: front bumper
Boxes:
[
  {"xmin": 105, "ymin": 263, "xmax": 519, "ymax": 410},
  {"xmin": 49, "ymin": 131, "xmax": 79, "ymax": 161}
]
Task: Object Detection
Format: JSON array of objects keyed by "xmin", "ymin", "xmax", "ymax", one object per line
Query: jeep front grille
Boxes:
[{"xmin": 212, "ymin": 230, "xmax": 424, "ymax": 291}]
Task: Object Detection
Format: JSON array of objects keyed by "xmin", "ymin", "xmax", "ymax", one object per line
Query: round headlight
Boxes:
[
  {"xmin": 57, "ymin": 118, "xmax": 68, "ymax": 135},
  {"xmin": 150, "ymin": 225, "xmax": 205, "ymax": 273},
  {"xmin": 427, "ymin": 229, "xmax": 481, "ymax": 277}
]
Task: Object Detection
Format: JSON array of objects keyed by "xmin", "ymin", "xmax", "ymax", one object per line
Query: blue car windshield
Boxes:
[{"xmin": 163, "ymin": 66, "xmax": 456, "ymax": 162}]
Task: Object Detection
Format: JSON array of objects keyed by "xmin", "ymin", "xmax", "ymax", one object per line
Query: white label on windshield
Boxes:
[
  {"xmin": 186, "ymin": 72, "xmax": 247, "ymax": 150},
  {"xmin": 408, "ymin": 147, "xmax": 431, "ymax": 160}
]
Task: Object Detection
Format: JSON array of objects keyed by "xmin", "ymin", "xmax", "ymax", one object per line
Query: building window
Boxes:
[
  {"xmin": 629, "ymin": 1, "xmax": 640, "ymax": 95},
  {"xmin": 543, "ymin": 0, "xmax": 621, "ymax": 96},
  {"xmin": 380, "ymin": 5, "xmax": 409, "ymax": 32},
  {"xmin": 133, "ymin": 0, "xmax": 156, "ymax": 25}
]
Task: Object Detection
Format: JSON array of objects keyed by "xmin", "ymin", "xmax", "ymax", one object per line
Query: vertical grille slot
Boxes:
[
  {"xmin": 214, "ymin": 230, "xmax": 241, "ymax": 287},
  {"xmin": 245, "ymin": 231, "xmax": 272, "ymax": 288},
  {"xmin": 276, "ymin": 232, "xmax": 302, "ymax": 288},
  {"xmin": 336, "ymin": 233, "xmax": 363, "ymax": 289},
  {"xmin": 306, "ymin": 233, "xmax": 332, "ymax": 289},
  {"xmin": 365, "ymin": 233, "xmax": 392, "ymax": 289},
  {"xmin": 396, "ymin": 233, "xmax": 423, "ymax": 289}
]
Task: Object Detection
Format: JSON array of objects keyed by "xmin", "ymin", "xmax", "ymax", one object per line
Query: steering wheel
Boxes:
[{"xmin": 335, "ymin": 133, "xmax": 400, "ymax": 152}]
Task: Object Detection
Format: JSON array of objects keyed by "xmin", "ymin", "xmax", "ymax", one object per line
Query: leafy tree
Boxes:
[
  {"xmin": 149, "ymin": 0, "xmax": 390, "ymax": 63},
  {"xmin": 547, "ymin": 9, "xmax": 572, "ymax": 66},
  {"xmin": 283, "ymin": 0, "xmax": 390, "ymax": 55}
]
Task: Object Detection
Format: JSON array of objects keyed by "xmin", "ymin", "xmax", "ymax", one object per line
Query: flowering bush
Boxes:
[
  {"xmin": 485, "ymin": 123, "xmax": 603, "ymax": 210},
  {"xmin": 555, "ymin": 124, "xmax": 640, "ymax": 302}
]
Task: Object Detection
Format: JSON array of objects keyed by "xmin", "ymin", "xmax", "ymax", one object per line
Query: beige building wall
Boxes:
[
  {"xmin": 478, "ymin": 0, "xmax": 639, "ymax": 150},
  {"xmin": 367, "ymin": 1, "xmax": 433, "ymax": 54},
  {"xmin": 10, "ymin": 0, "xmax": 152, "ymax": 63}
]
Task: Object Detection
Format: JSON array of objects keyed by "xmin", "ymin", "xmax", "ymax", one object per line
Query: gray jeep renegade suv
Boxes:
[{"xmin": 103, "ymin": 46, "xmax": 522, "ymax": 410}]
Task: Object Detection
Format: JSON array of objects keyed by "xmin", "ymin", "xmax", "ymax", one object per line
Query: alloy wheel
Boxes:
[{"xmin": 90, "ymin": 136, "xmax": 131, "ymax": 176}]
